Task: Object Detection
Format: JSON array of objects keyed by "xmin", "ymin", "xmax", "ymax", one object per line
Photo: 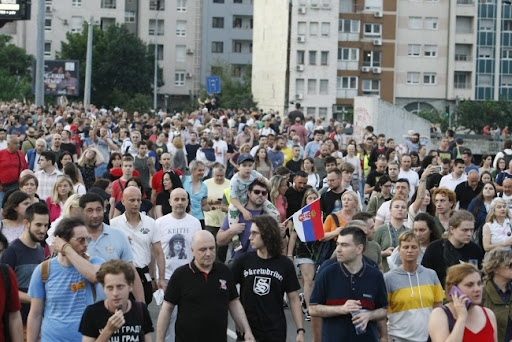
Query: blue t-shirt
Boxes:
[
  {"xmin": 220, "ymin": 208, "xmax": 263, "ymax": 259},
  {"xmin": 28, "ymin": 256, "xmax": 104, "ymax": 342},
  {"xmin": 0, "ymin": 238, "xmax": 45, "ymax": 322},
  {"xmin": 183, "ymin": 176, "xmax": 208, "ymax": 220},
  {"xmin": 86, "ymin": 223, "xmax": 134, "ymax": 262},
  {"xmin": 267, "ymin": 149, "xmax": 284, "ymax": 170},
  {"xmin": 305, "ymin": 141, "xmax": 321, "ymax": 158}
]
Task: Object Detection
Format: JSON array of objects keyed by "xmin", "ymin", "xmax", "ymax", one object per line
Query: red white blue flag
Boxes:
[{"xmin": 292, "ymin": 199, "xmax": 324, "ymax": 242}]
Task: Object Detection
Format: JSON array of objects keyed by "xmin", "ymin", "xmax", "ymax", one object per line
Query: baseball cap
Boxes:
[
  {"xmin": 70, "ymin": 125, "xmax": 78, "ymax": 131},
  {"xmin": 237, "ymin": 153, "xmax": 254, "ymax": 165},
  {"xmin": 456, "ymin": 137, "xmax": 463, "ymax": 143}
]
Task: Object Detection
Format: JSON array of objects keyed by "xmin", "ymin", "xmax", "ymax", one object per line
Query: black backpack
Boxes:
[{"xmin": 504, "ymin": 151, "xmax": 512, "ymax": 169}]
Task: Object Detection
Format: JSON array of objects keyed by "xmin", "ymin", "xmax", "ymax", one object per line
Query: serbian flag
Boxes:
[{"xmin": 292, "ymin": 199, "xmax": 324, "ymax": 242}]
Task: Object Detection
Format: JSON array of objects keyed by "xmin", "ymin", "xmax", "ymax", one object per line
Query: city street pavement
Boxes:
[{"xmin": 148, "ymin": 299, "xmax": 313, "ymax": 341}]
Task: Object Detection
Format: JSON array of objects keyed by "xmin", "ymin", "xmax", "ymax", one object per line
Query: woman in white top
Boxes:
[
  {"xmin": 63, "ymin": 162, "xmax": 86, "ymax": 195},
  {"xmin": 407, "ymin": 165, "xmax": 435, "ymax": 227},
  {"xmin": 342, "ymin": 144, "xmax": 362, "ymax": 191},
  {"xmin": 483, "ymin": 197, "xmax": 512, "ymax": 252},
  {"xmin": 302, "ymin": 157, "xmax": 320, "ymax": 189}
]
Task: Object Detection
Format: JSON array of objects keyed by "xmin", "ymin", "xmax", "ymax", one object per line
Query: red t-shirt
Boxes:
[
  {"xmin": 151, "ymin": 168, "xmax": 184, "ymax": 193},
  {"xmin": 0, "ymin": 266, "xmax": 21, "ymax": 342},
  {"xmin": 111, "ymin": 178, "xmax": 128, "ymax": 203},
  {"xmin": 0, "ymin": 150, "xmax": 28, "ymax": 184}
]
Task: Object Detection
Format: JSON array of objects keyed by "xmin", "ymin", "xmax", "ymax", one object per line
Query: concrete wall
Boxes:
[
  {"xmin": 353, "ymin": 95, "xmax": 431, "ymax": 145},
  {"xmin": 252, "ymin": 0, "xmax": 290, "ymax": 115}
]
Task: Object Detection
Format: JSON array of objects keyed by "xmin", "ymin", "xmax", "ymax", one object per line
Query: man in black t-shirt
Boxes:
[
  {"xmin": 156, "ymin": 231, "xmax": 255, "ymax": 342},
  {"xmin": 285, "ymin": 145, "xmax": 303, "ymax": 175},
  {"xmin": 285, "ymin": 171, "xmax": 309, "ymax": 218},
  {"xmin": 364, "ymin": 158, "xmax": 387, "ymax": 195},
  {"xmin": 321, "ymin": 168, "xmax": 346, "ymax": 217},
  {"xmin": 232, "ymin": 215, "xmax": 305, "ymax": 342}
]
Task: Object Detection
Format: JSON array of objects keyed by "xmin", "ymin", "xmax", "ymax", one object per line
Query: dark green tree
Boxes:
[
  {"xmin": 0, "ymin": 35, "xmax": 33, "ymax": 100},
  {"xmin": 456, "ymin": 99, "xmax": 506, "ymax": 133},
  {"xmin": 58, "ymin": 23, "xmax": 163, "ymax": 110},
  {"xmin": 202, "ymin": 60, "xmax": 257, "ymax": 109}
]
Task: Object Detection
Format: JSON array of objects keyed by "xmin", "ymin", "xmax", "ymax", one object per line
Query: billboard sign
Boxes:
[
  {"xmin": 33, "ymin": 60, "xmax": 80, "ymax": 96},
  {"xmin": 0, "ymin": 0, "xmax": 30, "ymax": 20}
]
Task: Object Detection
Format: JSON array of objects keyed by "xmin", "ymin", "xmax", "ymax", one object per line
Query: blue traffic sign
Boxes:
[{"xmin": 206, "ymin": 76, "xmax": 221, "ymax": 94}]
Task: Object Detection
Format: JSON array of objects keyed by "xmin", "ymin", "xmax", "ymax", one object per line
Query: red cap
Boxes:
[{"xmin": 70, "ymin": 125, "xmax": 78, "ymax": 131}]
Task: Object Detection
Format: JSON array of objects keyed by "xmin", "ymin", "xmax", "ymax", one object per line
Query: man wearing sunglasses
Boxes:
[
  {"xmin": 0, "ymin": 203, "xmax": 49, "ymax": 336},
  {"xmin": 217, "ymin": 179, "xmax": 268, "ymax": 260}
]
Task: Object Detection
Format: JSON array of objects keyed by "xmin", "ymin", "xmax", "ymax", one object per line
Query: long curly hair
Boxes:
[{"xmin": 252, "ymin": 215, "xmax": 282, "ymax": 258}]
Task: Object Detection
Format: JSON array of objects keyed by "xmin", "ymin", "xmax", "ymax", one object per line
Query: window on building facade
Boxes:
[
  {"xmin": 455, "ymin": 44, "xmax": 471, "ymax": 61},
  {"xmin": 423, "ymin": 73, "xmax": 436, "ymax": 84},
  {"xmin": 150, "ymin": 0, "xmax": 165, "ymax": 10},
  {"xmin": 456, "ymin": 16, "xmax": 473, "ymax": 33},
  {"xmin": 298, "ymin": 22, "xmax": 307, "ymax": 36},
  {"xmin": 72, "ymin": 0, "xmax": 82, "ymax": 7},
  {"xmin": 101, "ymin": 0, "xmax": 116, "ymax": 9},
  {"xmin": 149, "ymin": 44, "xmax": 164, "ymax": 60},
  {"xmin": 177, "ymin": 0, "xmax": 186, "ymax": 11},
  {"xmin": 362, "ymin": 79, "xmax": 380, "ymax": 94},
  {"xmin": 212, "ymin": 42, "xmax": 224, "ymax": 53},
  {"xmin": 363, "ymin": 50, "xmax": 381, "ymax": 67},
  {"xmin": 175, "ymin": 72, "xmax": 185, "ymax": 86},
  {"xmin": 407, "ymin": 72, "xmax": 420, "ymax": 84},
  {"xmin": 321, "ymin": 22, "xmax": 330, "ymax": 36},
  {"xmin": 213, "ymin": 0, "xmax": 224, "ymax": 3},
  {"xmin": 309, "ymin": 51, "xmax": 317, "ymax": 64},
  {"xmin": 310, "ymin": 22, "xmax": 319, "ymax": 36},
  {"xmin": 339, "ymin": 19, "xmax": 360, "ymax": 33},
  {"xmin": 319, "ymin": 107, "xmax": 328, "ymax": 117},
  {"xmin": 307, "ymin": 107, "xmax": 316, "ymax": 116},
  {"xmin": 408, "ymin": 17, "xmax": 422, "ymax": 29},
  {"xmin": 321, "ymin": 51, "xmax": 329, "ymax": 65},
  {"xmin": 149, "ymin": 19, "xmax": 164, "ymax": 35},
  {"xmin": 71, "ymin": 16, "xmax": 83, "ymax": 33},
  {"xmin": 478, "ymin": 47, "xmax": 493, "ymax": 59},
  {"xmin": 338, "ymin": 76, "xmax": 358, "ymax": 89},
  {"xmin": 503, "ymin": 48, "xmax": 512, "ymax": 59},
  {"xmin": 297, "ymin": 50, "xmax": 305, "ymax": 64},
  {"xmin": 408, "ymin": 44, "xmax": 420, "ymax": 57},
  {"xmin": 319, "ymin": 80, "xmax": 328, "ymax": 94},
  {"xmin": 479, "ymin": 19, "xmax": 493, "ymax": 31},
  {"xmin": 454, "ymin": 72, "xmax": 470, "ymax": 88},
  {"xmin": 364, "ymin": 23, "xmax": 381, "ymax": 38},
  {"xmin": 45, "ymin": 18, "xmax": 52, "ymax": 31},
  {"xmin": 44, "ymin": 41, "xmax": 52, "ymax": 56},
  {"xmin": 308, "ymin": 79, "xmax": 317, "ymax": 94},
  {"xmin": 424, "ymin": 45, "xmax": 437, "ymax": 57},
  {"xmin": 296, "ymin": 78, "xmax": 305, "ymax": 93},
  {"xmin": 233, "ymin": 42, "xmax": 242, "ymax": 53},
  {"xmin": 176, "ymin": 20, "xmax": 186, "ymax": 36},
  {"xmin": 125, "ymin": 11, "xmax": 135, "ymax": 23},
  {"xmin": 505, "ymin": 20, "xmax": 512, "ymax": 31},
  {"xmin": 425, "ymin": 17, "xmax": 438, "ymax": 29},
  {"xmin": 212, "ymin": 17, "xmax": 224, "ymax": 28},
  {"xmin": 338, "ymin": 47, "xmax": 358, "ymax": 61},
  {"xmin": 502, "ymin": 75, "xmax": 512, "ymax": 87}
]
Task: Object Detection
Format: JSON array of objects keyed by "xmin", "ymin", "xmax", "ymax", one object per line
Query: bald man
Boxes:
[
  {"xmin": 156, "ymin": 230, "xmax": 255, "ymax": 342},
  {"xmin": 110, "ymin": 186, "xmax": 166, "ymax": 304},
  {"xmin": 155, "ymin": 188, "xmax": 202, "ymax": 342},
  {"xmin": 454, "ymin": 169, "xmax": 483, "ymax": 210}
]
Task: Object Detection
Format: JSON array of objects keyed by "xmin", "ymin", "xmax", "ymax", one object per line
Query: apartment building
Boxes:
[
  {"xmin": 201, "ymin": 0, "xmax": 253, "ymax": 85},
  {"xmin": 0, "ymin": 0, "xmax": 202, "ymax": 108}
]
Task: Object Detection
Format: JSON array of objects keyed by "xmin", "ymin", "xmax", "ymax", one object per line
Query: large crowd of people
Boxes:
[{"xmin": 0, "ymin": 98, "xmax": 511, "ymax": 341}]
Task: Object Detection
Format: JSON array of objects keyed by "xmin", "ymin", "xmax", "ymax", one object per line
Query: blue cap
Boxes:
[{"xmin": 237, "ymin": 153, "xmax": 254, "ymax": 165}]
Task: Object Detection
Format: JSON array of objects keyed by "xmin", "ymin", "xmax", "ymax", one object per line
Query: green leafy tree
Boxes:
[
  {"xmin": 58, "ymin": 23, "xmax": 162, "ymax": 110},
  {"xmin": 0, "ymin": 35, "xmax": 33, "ymax": 101},
  {"xmin": 456, "ymin": 99, "xmax": 508, "ymax": 133},
  {"xmin": 202, "ymin": 61, "xmax": 257, "ymax": 109},
  {"xmin": 416, "ymin": 109, "xmax": 449, "ymax": 132}
]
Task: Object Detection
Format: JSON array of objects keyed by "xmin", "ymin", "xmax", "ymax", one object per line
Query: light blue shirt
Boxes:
[
  {"xmin": 183, "ymin": 176, "xmax": 208, "ymax": 220},
  {"xmin": 28, "ymin": 256, "xmax": 104, "ymax": 342}
]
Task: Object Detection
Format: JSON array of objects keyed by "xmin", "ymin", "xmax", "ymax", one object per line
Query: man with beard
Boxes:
[
  {"xmin": 79, "ymin": 193, "xmax": 145, "ymax": 302},
  {"xmin": 0, "ymin": 203, "xmax": 49, "ymax": 328},
  {"xmin": 212, "ymin": 128, "xmax": 228, "ymax": 166},
  {"xmin": 268, "ymin": 136, "xmax": 285, "ymax": 170},
  {"xmin": 314, "ymin": 142, "xmax": 332, "ymax": 181},
  {"xmin": 155, "ymin": 188, "xmax": 202, "ymax": 341},
  {"xmin": 49, "ymin": 133, "xmax": 63, "ymax": 164},
  {"xmin": 285, "ymin": 171, "xmax": 309, "ymax": 217}
]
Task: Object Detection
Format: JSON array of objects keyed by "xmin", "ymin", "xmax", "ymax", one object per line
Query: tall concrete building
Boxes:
[{"xmin": 201, "ymin": 0, "xmax": 253, "ymax": 86}]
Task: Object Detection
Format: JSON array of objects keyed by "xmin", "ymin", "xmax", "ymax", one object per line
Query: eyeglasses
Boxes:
[
  {"xmin": 71, "ymin": 237, "xmax": 90, "ymax": 245},
  {"xmin": 251, "ymin": 189, "xmax": 268, "ymax": 196}
]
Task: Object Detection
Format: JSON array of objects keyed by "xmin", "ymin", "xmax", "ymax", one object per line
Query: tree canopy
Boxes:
[
  {"xmin": 0, "ymin": 34, "xmax": 33, "ymax": 101},
  {"xmin": 58, "ymin": 23, "xmax": 162, "ymax": 111}
]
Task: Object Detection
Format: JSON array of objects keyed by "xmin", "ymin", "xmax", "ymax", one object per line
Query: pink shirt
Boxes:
[
  {"xmin": 276, "ymin": 195, "xmax": 288, "ymax": 223},
  {"xmin": 290, "ymin": 124, "xmax": 308, "ymax": 147}
]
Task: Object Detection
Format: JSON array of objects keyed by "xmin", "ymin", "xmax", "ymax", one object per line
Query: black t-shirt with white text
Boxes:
[
  {"xmin": 231, "ymin": 252, "xmax": 301, "ymax": 342},
  {"xmin": 79, "ymin": 300, "xmax": 153, "ymax": 341}
]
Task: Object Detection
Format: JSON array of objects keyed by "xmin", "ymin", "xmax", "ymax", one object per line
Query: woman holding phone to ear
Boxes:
[{"xmin": 429, "ymin": 263, "xmax": 497, "ymax": 342}]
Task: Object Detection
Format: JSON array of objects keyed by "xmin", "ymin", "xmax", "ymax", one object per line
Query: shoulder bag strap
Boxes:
[
  {"xmin": 16, "ymin": 150, "xmax": 22, "ymax": 175},
  {"xmin": 331, "ymin": 213, "xmax": 340, "ymax": 227},
  {"xmin": 442, "ymin": 305, "xmax": 456, "ymax": 332},
  {"xmin": 118, "ymin": 179, "xmax": 124, "ymax": 192}
]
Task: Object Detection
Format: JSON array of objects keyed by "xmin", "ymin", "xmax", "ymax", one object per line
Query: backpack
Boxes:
[
  {"xmin": 40, "ymin": 258, "xmax": 96, "ymax": 300},
  {"xmin": 0, "ymin": 263, "xmax": 11, "ymax": 341}
]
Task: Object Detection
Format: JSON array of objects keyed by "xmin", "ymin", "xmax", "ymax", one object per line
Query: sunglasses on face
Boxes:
[{"xmin": 251, "ymin": 189, "xmax": 268, "ymax": 196}]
